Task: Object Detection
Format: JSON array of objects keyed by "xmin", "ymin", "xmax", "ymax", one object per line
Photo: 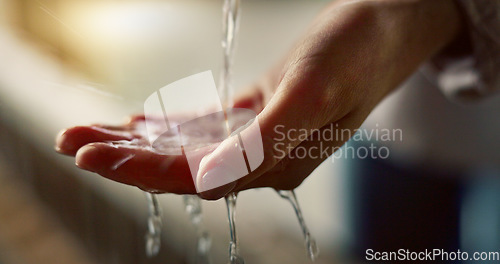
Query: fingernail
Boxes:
[
  {"xmin": 75, "ymin": 144, "xmax": 99, "ymax": 171},
  {"xmin": 196, "ymin": 165, "xmax": 238, "ymax": 195},
  {"xmin": 54, "ymin": 128, "xmax": 73, "ymax": 154}
]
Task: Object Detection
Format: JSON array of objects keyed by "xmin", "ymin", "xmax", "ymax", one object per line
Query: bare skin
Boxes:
[{"xmin": 56, "ymin": 0, "xmax": 462, "ymax": 199}]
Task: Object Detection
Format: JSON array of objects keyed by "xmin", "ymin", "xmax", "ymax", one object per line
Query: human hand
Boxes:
[
  {"xmin": 56, "ymin": 0, "xmax": 461, "ymax": 199},
  {"xmin": 195, "ymin": 0, "xmax": 462, "ymax": 199}
]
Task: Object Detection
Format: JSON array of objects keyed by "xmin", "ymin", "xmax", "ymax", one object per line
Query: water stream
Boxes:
[
  {"xmin": 277, "ymin": 190, "xmax": 319, "ymax": 261},
  {"xmin": 225, "ymin": 192, "xmax": 245, "ymax": 264},
  {"xmin": 145, "ymin": 193, "xmax": 162, "ymax": 257},
  {"xmin": 220, "ymin": 1, "xmax": 245, "ymax": 263},
  {"xmin": 142, "ymin": 0, "xmax": 319, "ymax": 262},
  {"xmin": 220, "ymin": 0, "xmax": 240, "ymax": 109},
  {"xmin": 183, "ymin": 195, "xmax": 212, "ymax": 264}
]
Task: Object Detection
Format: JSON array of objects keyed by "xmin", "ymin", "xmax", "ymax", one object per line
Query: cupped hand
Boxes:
[{"xmin": 56, "ymin": 0, "xmax": 461, "ymax": 199}]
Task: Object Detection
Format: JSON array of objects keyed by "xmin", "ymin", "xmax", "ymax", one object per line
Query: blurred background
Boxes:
[{"xmin": 1, "ymin": 0, "xmax": 500, "ymax": 263}]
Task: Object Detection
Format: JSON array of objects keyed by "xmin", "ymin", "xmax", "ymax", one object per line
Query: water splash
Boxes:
[
  {"xmin": 183, "ymin": 195, "xmax": 212, "ymax": 264},
  {"xmin": 277, "ymin": 190, "xmax": 319, "ymax": 261},
  {"xmin": 145, "ymin": 193, "xmax": 162, "ymax": 257},
  {"xmin": 225, "ymin": 193, "xmax": 244, "ymax": 264}
]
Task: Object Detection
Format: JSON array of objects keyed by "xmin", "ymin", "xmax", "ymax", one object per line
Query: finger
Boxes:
[
  {"xmin": 75, "ymin": 142, "xmax": 196, "ymax": 194},
  {"xmin": 55, "ymin": 126, "xmax": 136, "ymax": 156}
]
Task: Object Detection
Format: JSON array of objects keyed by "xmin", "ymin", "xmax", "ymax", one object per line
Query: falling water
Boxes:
[
  {"xmin": 277, "ymin": 190, "xmax": 319, "ymax": 261},
  {"xmin": 140, "ymin": 0, "xmax": 319, "ymax": 263},
  {"xmin": 220, "ymin": 1, "xmax": 244, "ymax": 263},
  {"xmin": 145, "ymin": 193, "xmax": 162, "ymax": 257},
  {"xmin": 220, "ymin": 0, "xmax": 240, "ymax": 109},
  {"xmin": 225, "ymin": 192, "xmax": 244, "ymax": 264},
  {"xmin": 183, "ymin": 195, "xmax": 212, "ymax": 264}
]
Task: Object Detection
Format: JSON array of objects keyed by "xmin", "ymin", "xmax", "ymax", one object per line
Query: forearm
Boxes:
[{"xmin": 372, "ymin": 0, "xmax": 463, "ymax": 92}]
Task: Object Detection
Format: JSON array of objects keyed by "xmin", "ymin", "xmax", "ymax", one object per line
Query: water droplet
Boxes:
[
  {"xmin": 183, "ymin": 195, "xmax": 212, "ymax": 264},
  {"xmin": 145, "ymin": 193, "xmax": 162, "ymax": 258},
  {"xmin": 184, "ymin": 195, "xmax": 203, "ymax": 225}
]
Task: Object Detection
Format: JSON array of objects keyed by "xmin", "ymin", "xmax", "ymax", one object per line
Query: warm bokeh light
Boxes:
[{"xmin": 65, "ymin": 2, "xmax": 180, "ymax": 45}]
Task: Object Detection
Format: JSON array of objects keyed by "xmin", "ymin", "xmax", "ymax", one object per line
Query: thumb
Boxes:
[{"xmin": 196, "ymin": 61, "xmax": 337, "ymax": 199}]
